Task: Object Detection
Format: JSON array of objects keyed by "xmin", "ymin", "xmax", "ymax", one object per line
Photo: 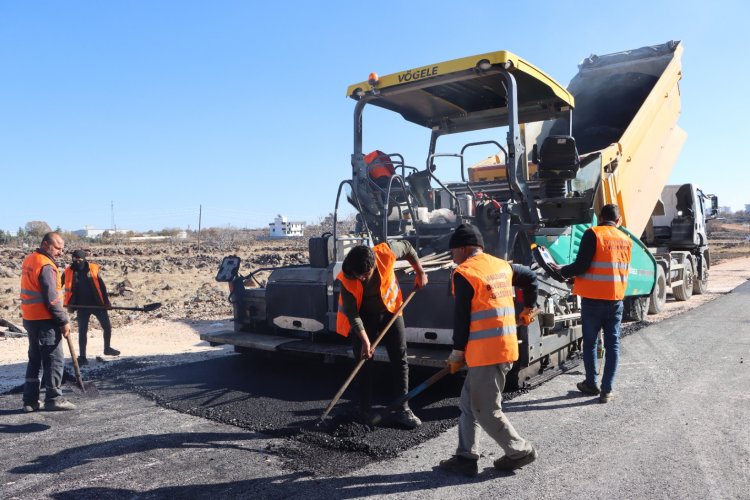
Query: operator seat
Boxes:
[
  {"xmin": 406, "ymin": 169, "xmax": 432, "ymax": 208},
  {"xmin": 538, "ymin": 135, "xmax": 580, "ymax": 198}
]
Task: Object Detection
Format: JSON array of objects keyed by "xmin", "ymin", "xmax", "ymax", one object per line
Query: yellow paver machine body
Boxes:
[{"xmin": 204, "ymin": 41, "xmax": 716, "ymax": 388}]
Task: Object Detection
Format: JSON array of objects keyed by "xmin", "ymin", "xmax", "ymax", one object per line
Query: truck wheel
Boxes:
[
  {"xmin": 673, "ymin": 259, "xmax": 694, "ymax": 301},
  {"xmin": 623, "ymin": 296, "xmax": 649, "ymax": 322},
  {"xmin": 648, "ymin": 265, "xmax": 667, "ymax": 314},
  {"xmin": 693, "ymin": 255, "xmax": 708, "ymax": 295}
]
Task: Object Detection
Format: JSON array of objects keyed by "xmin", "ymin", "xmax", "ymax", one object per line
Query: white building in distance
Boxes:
[
  {"xmin": 73, "ymin": 225, "xmax": 130, "ymax": 239},
  {"xmin": 268, "ymin": 215, "xmax": 304, "ymax": 238}
]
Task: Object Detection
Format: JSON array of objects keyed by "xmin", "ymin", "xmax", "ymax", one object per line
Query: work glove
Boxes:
[
  {"xmin": 519, "ymin": 307, "xmax": 540, "ymax": 326},
  {"xmin": 447, "ymin": 349, "xmax": 465, "ymax": 374}
]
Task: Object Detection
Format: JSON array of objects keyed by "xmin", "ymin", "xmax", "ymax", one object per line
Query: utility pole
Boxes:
[
  {"xmin": 198, "ymin": 205, "xmax": 202, "ymax": 256},
  {"xmin": 111, "ymin": 201, "xmax": 116, "ymax": 231}
]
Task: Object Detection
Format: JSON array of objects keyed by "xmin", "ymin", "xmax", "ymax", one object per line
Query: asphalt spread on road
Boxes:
[
  {"xmin": 101, "ymin": 353, "xmax": 465, "ymax": 476},
  {"xmin": 5, "ymin": 321, "xmax": 649, "ymax": 476}
]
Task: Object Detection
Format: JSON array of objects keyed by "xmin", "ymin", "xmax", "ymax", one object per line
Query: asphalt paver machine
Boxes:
[{"xmin": 204, "ymin": 41, "xmax": 710, "ymax": 389}]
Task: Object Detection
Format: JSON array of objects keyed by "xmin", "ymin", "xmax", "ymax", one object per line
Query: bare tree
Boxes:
[{"xmin": 24, "ymin": 221, "xmax": 52, "ymax": 239}]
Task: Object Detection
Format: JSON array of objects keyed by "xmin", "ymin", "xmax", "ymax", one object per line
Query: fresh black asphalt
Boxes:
[{"xmin": 103, "ymin": 353, "xmax": 464, "ymax": 475}]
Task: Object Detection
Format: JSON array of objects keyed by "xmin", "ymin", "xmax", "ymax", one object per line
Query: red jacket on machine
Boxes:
[{"xmin": 365, "ymin": 150, "xmax": 396, "ymax": 182}]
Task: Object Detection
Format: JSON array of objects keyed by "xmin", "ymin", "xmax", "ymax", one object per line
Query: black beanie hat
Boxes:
[
  {"xmin": 449, "ymin": 224, "xmax": 484, "ymax": 249},
  {"xmin": 72, "ymin": 250, "xmax": 86, "ymax": 259}
]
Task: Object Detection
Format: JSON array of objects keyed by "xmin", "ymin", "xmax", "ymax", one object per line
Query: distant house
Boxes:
[
  {"xmin": 73, "ymin": 225, "xmax": 129, "ymax": 239},
  {"xmin": 719, "ymin": 206, "xmax": 733, "ymax": 215},
  {"xmin": 269, "ymin": 215, "xmax": 304, "ymax": 238}
]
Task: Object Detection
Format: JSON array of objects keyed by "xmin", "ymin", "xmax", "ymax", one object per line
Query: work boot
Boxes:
[
  {"xmin": 393, "ymin": 407, "xmax": 422, "ymax": 429},
  {"xmin": 23, "ymin": 400, "xmax": 41, "ymax": 413},
  {"xmin": 599, "ymin": 391, "xmax": 614, "ymax": 403},
  {"xmin": 44, "ymin": 398, "xmax": 76, "ymax": 411},
  {"xmin": 576, "ymin": 381, "xmax": 600, "ymax": 395},
  {"xmin": 439, "ymin": 455, "xmax": 478, "ymax": 477},
  {"xmin": 77, "ymin": 356, "xmax": 88, "ymax": 366},
  {"xmin": 494, "ymin": 446, "xmax": 538, "ymax": 471},
  {"xmin": 103, "ymin": 347, "xmax": 120, "ymax": 356}
]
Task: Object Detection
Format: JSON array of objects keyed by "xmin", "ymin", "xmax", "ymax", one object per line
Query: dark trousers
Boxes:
[
  {"xmin": 77, "ymin": 309, "xmax": 112, "ymax": 357},
  {"xmin": 22, "ymin": 319, "xmax": 65, "ymax": 403},
  {"xmin": 349, "ymin": 313, "xmax": 409, "ymax": 411}
]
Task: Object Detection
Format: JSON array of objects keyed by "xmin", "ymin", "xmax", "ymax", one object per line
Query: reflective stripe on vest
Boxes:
[
  {"xmin": 63, "ymin": 262, "xmax": 105, "ymax": 306},
  {"xmin": 454, "ymin": 253, "xmax": 518, "ymax": 367},
  {"xmin": 20, "ymin": 252, "xmax": 63, "ymax": 321},
  {"xmin": 335, "ymin": 243, "xmax": 404, "ymax": 337},
  {"xmin": 572, "ymin": 225, "xmax": 633, "ymax": 301}
]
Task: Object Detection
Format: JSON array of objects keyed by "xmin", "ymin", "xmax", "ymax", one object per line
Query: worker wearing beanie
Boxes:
[
  {"xmin": 439, "ymin": 223, "xmax": 539, "ymax": 477},
  {"xmin": 63, "ymin": 250, "xmax": 119, "ymax": 364}
]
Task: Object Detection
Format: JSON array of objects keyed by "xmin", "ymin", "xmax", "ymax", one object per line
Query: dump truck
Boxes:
[
  {"xmin": 641, "ymin": 183, "xmax": 717, "ymax": 312},
  {"xmin": 202, "ymin": 40, "xmax": 716, "ymax": 389}
]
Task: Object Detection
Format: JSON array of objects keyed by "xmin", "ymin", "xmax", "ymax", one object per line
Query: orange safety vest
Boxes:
[
  {"xmin": 572, "ymin": 225, "xmax": 633, "ymax": 301},
  {"xmin": 453, "ymin": 253, "xmax": 518, "ymax": 367},
  {"xmin": 365, "ymin": 150, "xmax": 396, "ymax": 181},
  {"xmin": 20, "ymin": 252, "xmax": 63, "ymax": 320},
  {"xmin": 335, "ymin": 243, "xmax": 403, "ymax": 337},
  {"xmin": 63, "ymin": 262, "xmax": 105, "ymax": 306}
]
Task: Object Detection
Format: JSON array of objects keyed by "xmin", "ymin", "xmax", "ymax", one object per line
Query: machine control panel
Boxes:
[
  {"xmin": 215, "ymin": 256, "xmax": 241, "ymax": 282},
  {"xmin": 531, "ymin": 244, "xmax": 566, "ymax": 282}
]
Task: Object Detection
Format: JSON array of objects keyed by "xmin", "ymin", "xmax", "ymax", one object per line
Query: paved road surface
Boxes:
[{"xmin": 1, "ymin": 281, "xmax": 748, "ymax": 499}]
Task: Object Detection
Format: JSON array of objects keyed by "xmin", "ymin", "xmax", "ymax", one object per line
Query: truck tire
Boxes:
[
  {"xmin": 648, "ymin": 265, "xmax": 667, "ymax": 314},
  {"xmin": 693, "ymin": 253, "xmax": 709, "ymax": 295},
  {"xmin": 623, "ymin": 296, "xmax": 649, "ymax": 322},
  {"xmin": 673, "ymin": 258, "xmax": 694, "ymax": 301}
]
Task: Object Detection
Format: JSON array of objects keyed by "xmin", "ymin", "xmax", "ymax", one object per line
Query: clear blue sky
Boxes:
[{"xmin": 1, "ymin": 0, "xmax": 746, "ymax": 233}]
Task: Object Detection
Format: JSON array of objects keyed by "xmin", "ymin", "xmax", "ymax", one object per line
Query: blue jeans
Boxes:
[
  {"xmin": 581, "ymin": 298, "xmax": 623, "ymax": 393},
  {"xmin": 22, "ymin": 319, "xmax": 65, "ymax": 403}
]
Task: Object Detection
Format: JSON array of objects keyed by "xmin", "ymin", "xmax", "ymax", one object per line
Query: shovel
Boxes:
[
  {"xmin": 64, "ymin": 334, "xmax": 99, "ymax": 397},
  {"xmin": 370, "ymin": 366, "xmax": 451, "ymax": 426},
  {"xmin": 71, "ymin": 302, "xmax": 162, "ymax": 313}
]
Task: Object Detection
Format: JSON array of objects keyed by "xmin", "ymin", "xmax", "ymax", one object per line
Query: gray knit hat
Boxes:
[{"xmin": 449, "ymin": 224, "xmax": 484, "ymax": 249}]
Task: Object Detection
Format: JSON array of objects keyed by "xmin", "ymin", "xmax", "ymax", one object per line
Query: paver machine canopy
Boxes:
[{"xmin": 341, "ymin": 49, "xmax": 597, "ymax": 263}]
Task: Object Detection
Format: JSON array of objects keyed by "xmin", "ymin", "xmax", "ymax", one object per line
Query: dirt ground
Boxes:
[{"xmin": 1, "ymin": 223, "xmax": 749, "ymax": 395}]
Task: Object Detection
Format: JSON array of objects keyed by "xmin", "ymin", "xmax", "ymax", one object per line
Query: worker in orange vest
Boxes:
[
  {"xmin": 19, "ymin": 232, "xmax": 76, "ymax": 412},
  {"xmin": 336, "ymin": 241, "xmax": 427, "ymax": 428},
  {"xmin": 439, "ymin": 223, "xmax": 538, "ymax": 477},
  {"xmin": 63, "ymin": 250, "xmax": 119, "ymax": 365},
  {"xmin": 551, "ymin": 204, "xmax": 632, "ymax": 403}
]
